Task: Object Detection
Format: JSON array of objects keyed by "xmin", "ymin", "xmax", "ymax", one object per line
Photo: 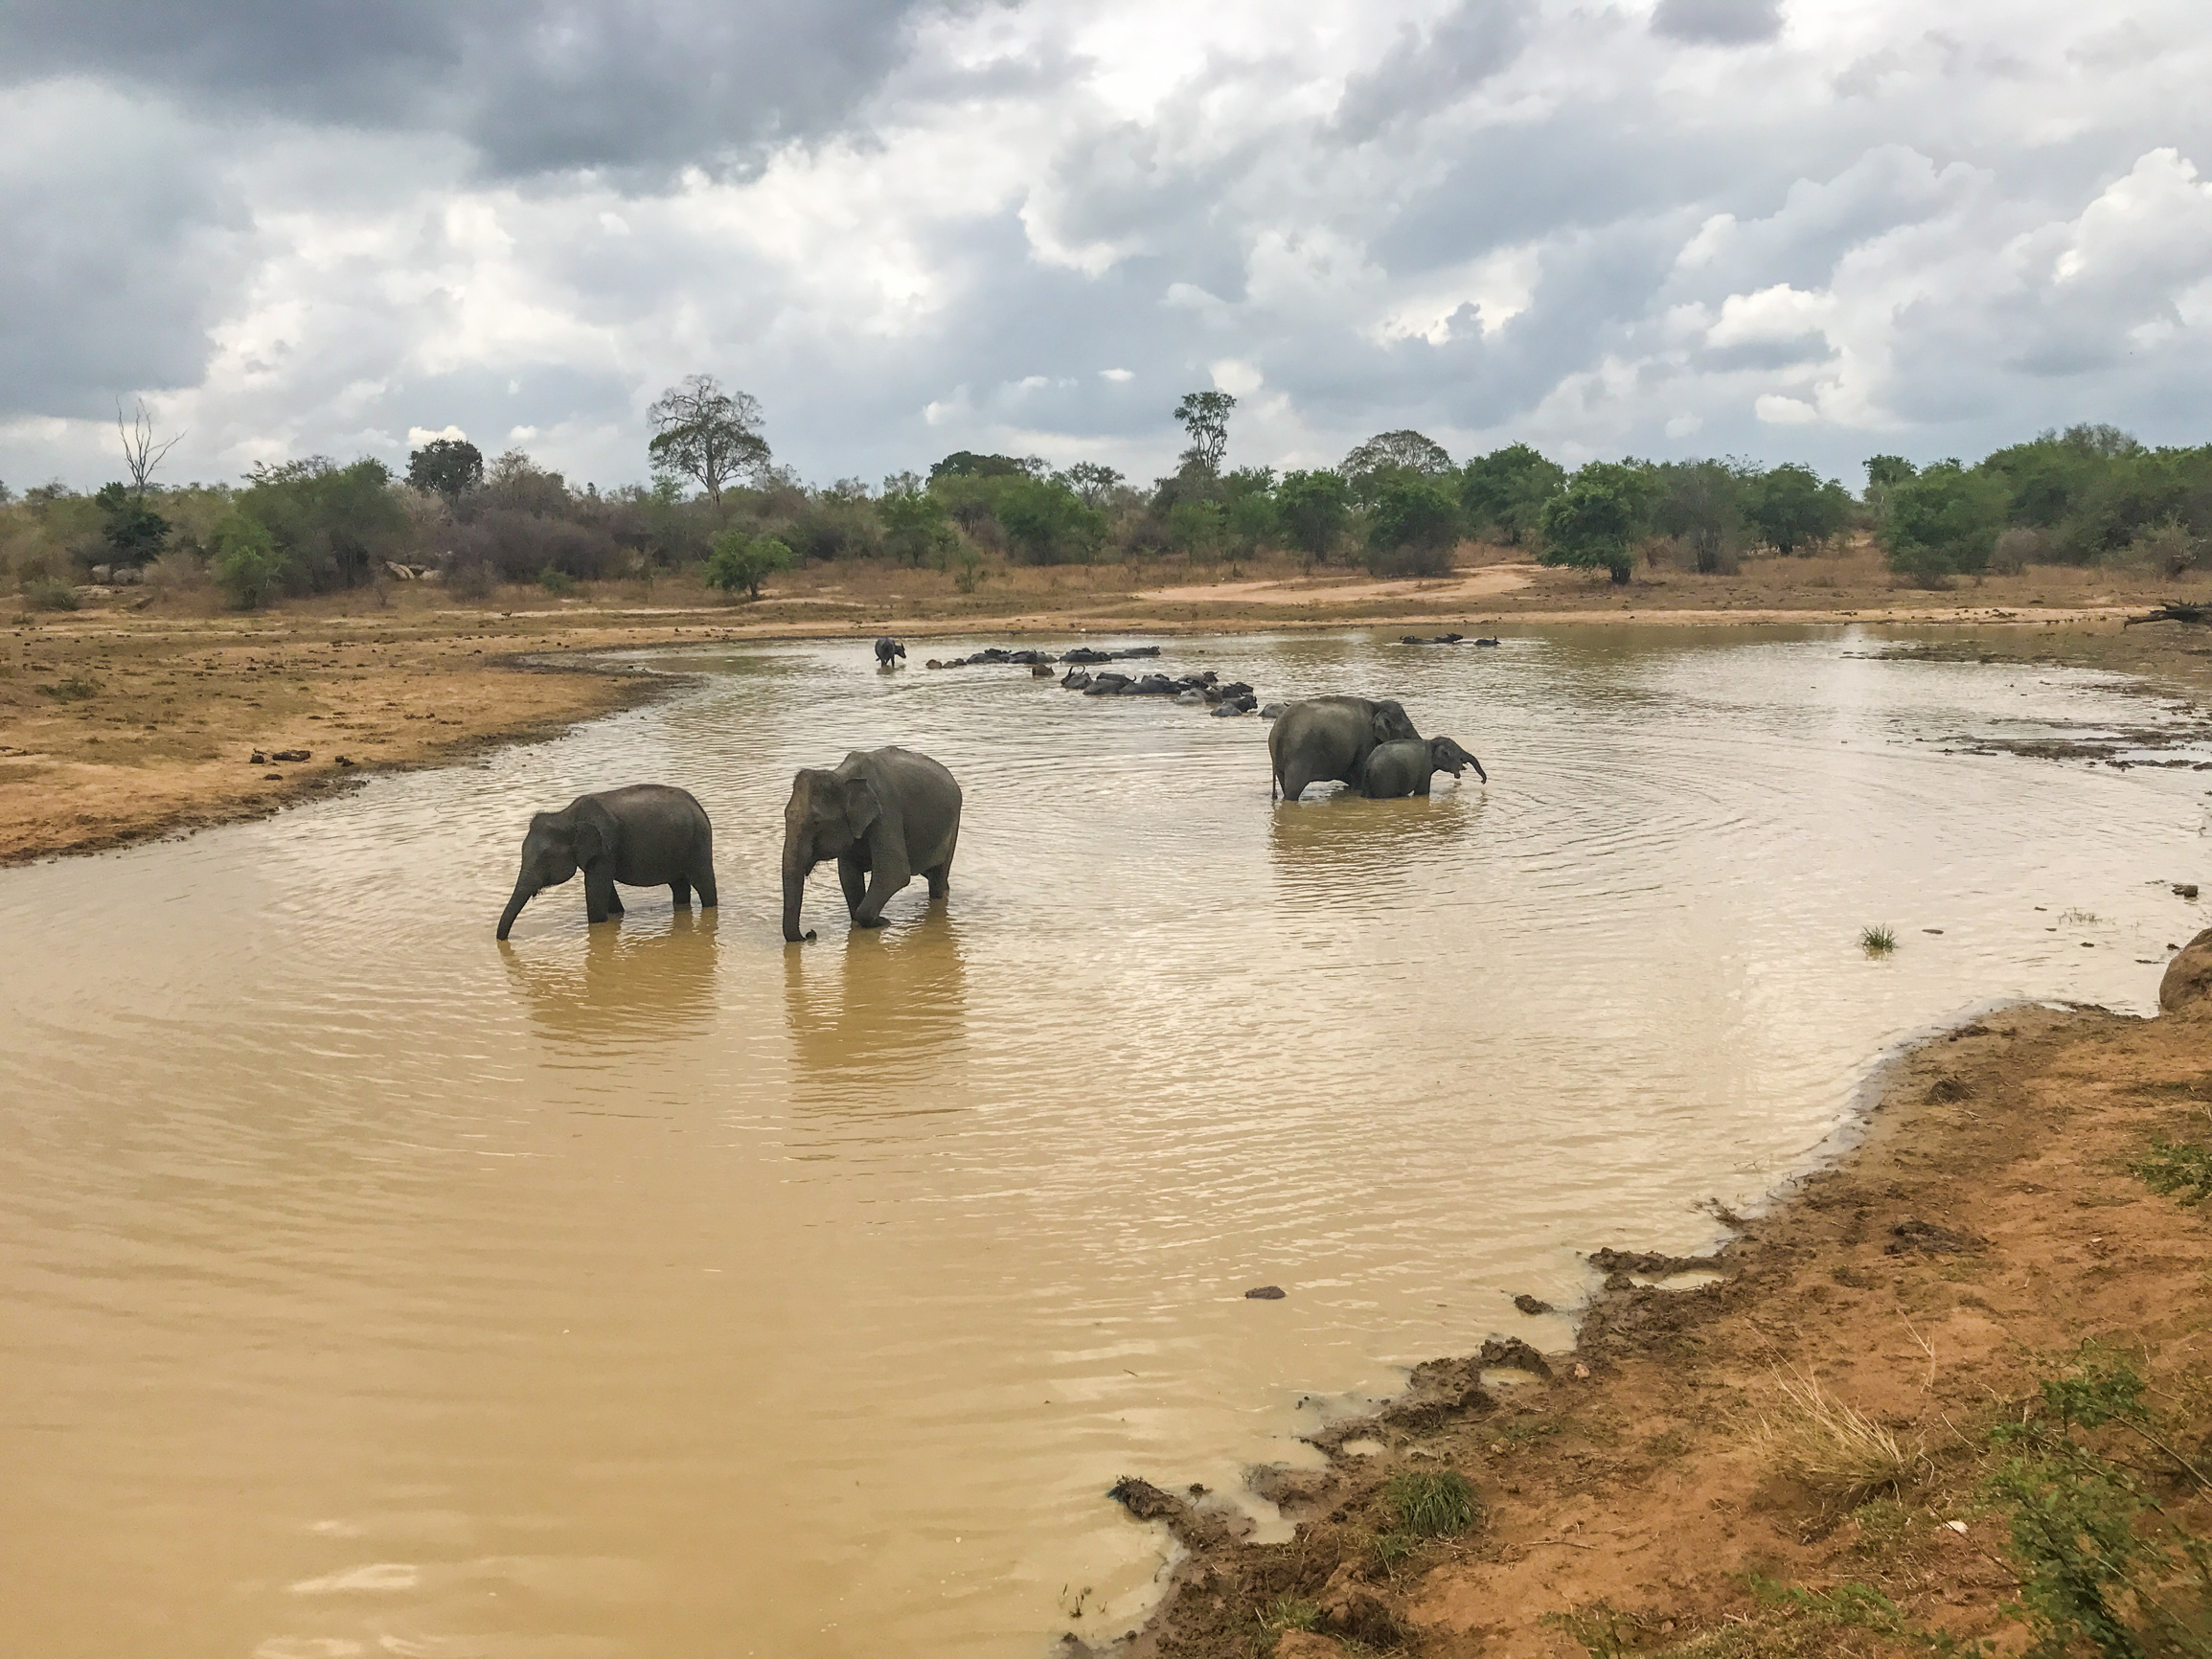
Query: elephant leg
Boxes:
[
  {"xmin": 694, "ymin": 862, "xmax": 718, "ymax": 909},
  {"xmin": 671, "ymin": 878, "xmax": 693, "ymax": 908},
  {"xmin": 926, "ymin": 829, "xmax": 957, "ymax": 899},
  {"xmin": 837, "ymin": 852, "xmax": 868, "ymax": 919},
  {"xmin": 1413, "ymin": 775, "xmax": 1432, "ymax": 796},
  {"xmin": 584, "ymin": 867, "xmax": 619, "ymax": 924},
  {"xmin": 853, "ymin": 860, "xmax": 912, "ymax": 928}
]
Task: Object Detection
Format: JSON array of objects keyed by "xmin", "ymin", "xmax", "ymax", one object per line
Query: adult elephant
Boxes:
[
  {"xmin": 1360, "ymin": 736, "xmax": 1487, "ymax": 797},
  {"xmin": 496, "ymin": 784, "xmax": 716, "ymax": 939},
  {"xmin": 1267, "ymin": 695, "xmax": 1421, "ymax": 802},
  {"xmin": 782, "ymin": 746, "xmax": 962, "ymax": 942}
]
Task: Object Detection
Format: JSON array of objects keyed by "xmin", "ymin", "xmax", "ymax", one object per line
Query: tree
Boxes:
[
  {"xmin": 94, "ymin": 481, "xmax": 169, "ymax": 565},
  {"xmin": 878, "ymin": 478, "xmax": 960, "ymax": 567},
  {"xmin": 1173, "ymin": 391, "xmax": 1236, "ymax": 475},
  {"xmin": 1538, "ymin": 462, "xmax": 1654, "ymax": 584},
  {"xmin": 996, "ymin": 478, "xmax": 1106, "ymax": 565},
  {"xmin": 1166, "ymin": 498, "xmax": 1224, "ymax": 559},
  {"xmin": 116, "ymin": 398, "xmax": 183, "ymax": 495},
  {"xmin": 1276, "ymin": 469, "xmax": 1351, "ymax": 562},
  {"xmin": 1058, "ymin": 461, "xmax": 1125, "ymax": 507},
  {"xmin": 211, "ymin": 512, "xmax": 285, "ymax": 609},
  {"xmin": 1648, "ymin": 459, "xmax": 1746, "ymax": 574},
  {"xmin": 1882, "ymin": 462, "xmax": 2007, "ymax": 584},
  {"xmin": 703, "ymin": 529, "xmax": 793, "ymax": 599},
  {"xmin": 1460, "ymin": 443, "xmax": 1566, "ymax": 543},
  {"xmin": 407, "ymin": 437, "xmax": 485, "ymax": 500},
  {"xmin": 238, "ymin": 457, "xmax": 409, "ymax": 590},
  {"xmin": 1363, "ymin": 475, "xmax": 1461, "ymax": 577},
  {"xmin": 648, "ymin": 375, "xmax": 770, "ymax": 512},
  {"xmin": 1745, "ymin": 463, "xmax": 1852, "ymax": 554},
  {"xmin": 1345, "ymin": 429, "xmax": 1452, "ymax": 478},
  {"xmin": 929, "ymin": 450, "xmax": 1041, "ymax": 480}
]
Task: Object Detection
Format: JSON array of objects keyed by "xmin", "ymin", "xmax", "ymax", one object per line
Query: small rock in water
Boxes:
[
  {"xmin": 1243, "ymin": 1284, "xmax": 1287, "ymax": 1300},
  {"xmin": 2177, "ymin": 883, "xmax": 2201, "ymax": 899},
  {"xmin": 1513, "ymin": 1293, "xmax": 1552, "ymax": 1315},
  {"xmin": 1924, "ymin": 927, "xmax": 1944, "ymax": 934}
]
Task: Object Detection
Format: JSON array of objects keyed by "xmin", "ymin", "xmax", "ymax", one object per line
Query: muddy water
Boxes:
[{"xmin": 3, "ymin": 626, "xmax": 2206, "ymax": 1658}]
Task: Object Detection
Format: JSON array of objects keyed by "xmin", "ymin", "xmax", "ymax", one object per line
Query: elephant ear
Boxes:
[
  {"xmin": 839, "ymin": 776, "xmax": 881, "ymax": 841},
  {"xmin": 1371, "ymin": 707, "xmax": 1400, "ymax": 743},
  {"xmin": 571, "ymin": 805, "xmax": 611, "ymax": 866}
]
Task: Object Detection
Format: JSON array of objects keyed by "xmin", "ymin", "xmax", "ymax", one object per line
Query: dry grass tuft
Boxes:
[{"xmin": 1747, "ymin": 1367, "xmax": 1917, "ymax": 1499}]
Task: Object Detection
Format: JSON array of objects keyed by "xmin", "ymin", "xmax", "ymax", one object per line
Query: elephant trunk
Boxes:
[
  {"xmin": 496, "ymin": 874, "xmax": 536, "ymax": 941},
  {"xmin": 781, "ymin": 847, "xmax": 811, "ymax": 943}
]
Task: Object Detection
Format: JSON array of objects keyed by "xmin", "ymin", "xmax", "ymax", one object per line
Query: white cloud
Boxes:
[{"xmin": 3, "ymin": 0, "xmax": 2212, "ymax": 492}]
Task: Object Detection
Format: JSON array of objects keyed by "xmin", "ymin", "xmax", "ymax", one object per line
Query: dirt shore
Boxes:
[
  {"xmin": 7, "ymin": 544, "xmax": 2209, "ymax": 865},
  {"xmin": 1093, "ymin": 946, "xmax": 2212, "ymax": 1659}
]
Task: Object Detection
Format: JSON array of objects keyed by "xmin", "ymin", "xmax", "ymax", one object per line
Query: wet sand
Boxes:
[
  {"xmin": 1103, "ymin": 964, "xmax": 2212, "ymax": 1658},
  {"xmin": 7, "ymin": 545, "xmax": 2207, "ymax": 866}
]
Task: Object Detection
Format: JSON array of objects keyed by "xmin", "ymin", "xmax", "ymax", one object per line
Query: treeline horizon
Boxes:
[{"xmin": 4, "ymin": 379, "xmax": 2207, "ymax": 610}]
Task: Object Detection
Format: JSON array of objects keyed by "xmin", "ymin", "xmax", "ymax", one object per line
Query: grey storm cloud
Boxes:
[
  {"xmin": 1651, "ymin": 0, "xmax": 1785, "ymax": 48},
  {"xmin": 2, "ymin": 0, "xmax": 2210, "ymax": 492},
  {"xmin": 0, "ymin": 0, "xmax": 947, "ymax": 178}
]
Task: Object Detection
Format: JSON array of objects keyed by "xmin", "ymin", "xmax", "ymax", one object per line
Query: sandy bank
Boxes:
[{"xmin": 1087, "ymin": 943, "xmax": 2212, "ymax": 1659}]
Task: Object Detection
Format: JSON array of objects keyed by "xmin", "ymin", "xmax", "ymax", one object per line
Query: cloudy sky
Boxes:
[{"xmin": 4, "ymin": 0, "xmax": 2209, "ymax": 495}]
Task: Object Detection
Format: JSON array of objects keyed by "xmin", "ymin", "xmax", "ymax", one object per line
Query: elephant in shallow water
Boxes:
[
  {"xmin": 782, "ymin": 746, "xmax": 962, "ymax": 942},
  {"xmin": 1267, "ymin": 695, "xmax": 1421, "ymax": 802},
  {"xmin": 496, "ymin": 784, "xmax": 717, "ymax": 939},
  {"xmin": 875, "ymin": 636, "xmax": 906, "ymax": 668},
  {"xmin": 1361, "ymin": 736, "xmax": 1487, "ymax": 797}
]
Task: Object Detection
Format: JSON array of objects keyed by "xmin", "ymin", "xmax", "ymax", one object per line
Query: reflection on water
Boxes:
[
  {"xmin": 2, "ymin": 625, "xmax": 2207, "ymax": 1659},
  {"xmin": 785, "ymin": 915, "xmax": 969, "ymax": 1114},
  {"xmin": 501, "ymin": 905, "xmax": 722, "ymax": 1048}
]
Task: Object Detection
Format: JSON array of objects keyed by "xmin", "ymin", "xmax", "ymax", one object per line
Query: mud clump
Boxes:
[
  {"xmin": 1885, "ymin": 1216, "xmax": 1983, "ymax": 1254},
  {"xmin": 2158, "ymin": 924, "xmax": 2212, "ymax": 1013}
]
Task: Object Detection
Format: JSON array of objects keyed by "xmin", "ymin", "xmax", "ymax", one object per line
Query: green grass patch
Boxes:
[
  {"xmin": 1383, "ymin": 1467, "xmax": 1479, "ymax": 1538},
  {"xmin": 2129, "ymin": 1136, "xmax": 2212, "ymax": 1206},
  {"xmin": 1262, "ymin": 1596, "xmax": 1319, "ymax": 1633},
  {"xmin": 1860, "ymin": 923, "xmax": 1898, "ymax": 955}
]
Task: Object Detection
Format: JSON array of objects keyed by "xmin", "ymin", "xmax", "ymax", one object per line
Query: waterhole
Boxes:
[{"xmin": 2, "ymin": 625, "xmax": 2203, "ymax": 1658}]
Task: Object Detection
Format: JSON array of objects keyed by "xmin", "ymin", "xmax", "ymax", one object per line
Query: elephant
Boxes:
[
  {"xmin": 875, "ymin": 636, "xmax": 906, "ymax": 667},
  {"xmin": 1267, "ymin": 695, "xmax": 1421, "ymax": 802},
  {"xmin": 782, "ymin": 746, "xmax": 962, "ymax": 943},
  {"xmin": 496, "ymin": 784, "xmax": 717, "ymax": 939},
  {"xmin": 1360, "ymin": 736, "xmax": 1487, "ymax": 797}
]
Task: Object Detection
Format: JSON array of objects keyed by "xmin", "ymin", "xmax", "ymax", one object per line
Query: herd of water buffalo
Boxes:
[{"xmin": 495, "ymin": 637, "xmax": 1488, "ymax": 942}]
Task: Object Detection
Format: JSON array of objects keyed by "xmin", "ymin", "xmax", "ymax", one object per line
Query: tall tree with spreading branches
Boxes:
[
  {"xmin": 1173, "ymin": 391, "xmax": 1236, "ymax": 475},
  {"xmin": 648, "ymin": 375, "xmax": 770, "ymax": 512}
]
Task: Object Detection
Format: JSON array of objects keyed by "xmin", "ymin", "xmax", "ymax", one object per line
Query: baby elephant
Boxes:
[
  {"xmin": 1361, "ymin": 736, "xmax": 1487, "ymax": 798},
  {"xmin": 496, "ymin": 784, "xmax": 717, "ymax": 939},
  {"xmin": 782, "ymin": 746, "xmax": 961, "ymax": 942}
]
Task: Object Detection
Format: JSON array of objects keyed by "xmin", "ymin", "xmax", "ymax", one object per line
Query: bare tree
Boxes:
[
  {"xmin": 117, "ymin": 398, "xmax": 185, "ymax": 495},
  {"xmin": 647, "ymin": 375, "xmax": 770, "ymax": 512}
]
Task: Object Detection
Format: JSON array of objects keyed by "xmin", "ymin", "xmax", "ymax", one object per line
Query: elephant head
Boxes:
[
  {"xmin": 782, "ymin": 767, "xmax": 881, "ymax": 942},
  {"xmin": 497, "ymin": 801, "xmax": 611, "ymax": 940},
  {"xmin": 1427, "ymin": 736, "xmax": 1487, "ymax": 783},
  {"xmin": 1372, "ymin": 699, "xmax": 1419, "ymax": 744}
]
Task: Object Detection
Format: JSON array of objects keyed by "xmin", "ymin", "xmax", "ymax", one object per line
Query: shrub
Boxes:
[
  {"xmin": 1276, "ymin": 468, "xmax": 1351, "ymax": 563},
  {"xmin": 1166, "ymin": 498, "xmax": 1224, "ymax": 560},
  {"xmin": 20, "ymin": 574, "xmax": 79, "ymax": 611},
  {"xmin": 1990, "ymin": 526, "xmax": 2046, "ymax": 575},
  {"xmin": 210, "ymin": 513, "xmax": 287, "ymax": 609},
  {"xmin": 538, "ymin": 565, "xmax": 577, "ymax": 595},
  {"xmin": 1883, "ymin": 462, "xmax": 2007, "ymax": 583},
  {"xmin": 996, "ymin": 478, "xmax": 1106, "ymax": 565},
  {"xmin": 703, "ymin": 530, "xmax": 793, "ymax": 600},
  {"xmin": 1364, "ymin": 475, "xmax": 1461, "ymax": 576},
  {"xmin": 2108, "ymin": 517, "xmax": 2200, "ymax": 578},
  {"xmin": 878, "ymin": 483, "xmax": 959, "ymax": 567}
]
